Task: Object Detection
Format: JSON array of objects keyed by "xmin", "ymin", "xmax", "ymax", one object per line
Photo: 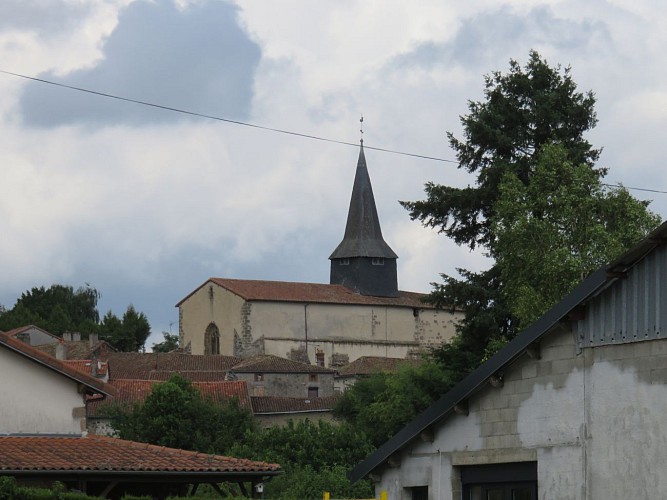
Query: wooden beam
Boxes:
[
  {"xmin": 420, "ymin": 427, "xmax": 434, "ymax": 442},
  {"xmin": 238, "ymin": 482, "xmax": 249, "ymax": 498},
  {"xmin": 526, "ymin": 343, "xmax": 541, "ymax": 360},
  {"xmin": 387, "ymin": 453, "xmax": 401, "ymax": 468},
  {"xmin": 100, "ymin": 481, "xmax": 118, "ymax": 498},
  {"xmin": 489, "ymin": 374, "xmax": 504, "ymax": 388},
  {"xmin": 454, "ymin": 400, "xmax": 469, "ymax": 416}
]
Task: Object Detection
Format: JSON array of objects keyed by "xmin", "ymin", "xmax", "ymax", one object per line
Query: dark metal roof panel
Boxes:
[{"xmin": 330, "ymin": 145, "xmax": 398, "ymax": 259}]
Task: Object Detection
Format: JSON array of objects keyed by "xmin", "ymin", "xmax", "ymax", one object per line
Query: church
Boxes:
[{"xmin": 176, "ymin": 143, "xmax": 461, "ymax": 367}]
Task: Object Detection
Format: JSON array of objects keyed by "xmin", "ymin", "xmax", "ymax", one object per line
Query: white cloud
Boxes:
[{"xmin": 1, "ymin": 0, "xmax": 667, "ymax": 343}]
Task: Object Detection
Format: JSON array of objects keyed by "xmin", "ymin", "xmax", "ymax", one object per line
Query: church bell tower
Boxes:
[{"xmin": 329, "ymin": 142, "xmax": 399, "ymax": 297}]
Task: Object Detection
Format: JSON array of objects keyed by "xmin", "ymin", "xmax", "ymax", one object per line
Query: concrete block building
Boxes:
[{"xmin": 351, "ymin": 221, "xmax": 667, "ymax": 499}]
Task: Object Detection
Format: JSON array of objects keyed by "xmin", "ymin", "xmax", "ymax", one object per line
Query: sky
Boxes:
[{"xmin": 2, "ymin": 0, "xmax": 667, "ymax": 349}]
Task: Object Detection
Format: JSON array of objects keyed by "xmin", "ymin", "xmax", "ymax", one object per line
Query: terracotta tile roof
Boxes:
[
  {"xmin": 177, "ymin": 278, "xmax": 434, "ymax": 309},
  {"xmin": 62, "ymin": 360, "xmax": 108, "ymax": 377},
  {"xmin": 251, "ymin": 395, "xmax": 341, "ymax": 414},
  {"xmin": 87, "ymin": 379, "xmax": 251, "ymax": 417},
  {"xmin": 336, "ymin": 356, "xmax": 423, "ymax": 377},
  {"xmin": 36, "ymin": 340, "xmax": 116, "ymax": 361},
  {"xmin": 0, "ymin": 434, "xmax": 280, "ymax": 473},
  {"xmin": 0, "ymin": 332, "xmax": 115, "ymax": 397},
  {"xmin": 107, "ymin": 352, "xmax": 242, "ymax": 380},
  {"xmin": 230, "ymin": 355, "xmax": 335, "ymax": 374},
  {"xmin": 4, "ymin": 325, "xmax": 59, "ymax": 342}
]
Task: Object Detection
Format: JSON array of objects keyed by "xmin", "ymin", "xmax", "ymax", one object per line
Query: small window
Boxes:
[
  {"xmin": 254, "ymin": 373, "xmax": 264, "ymax": 382},
  {"xmin": 309, "ymin": 374, "xmax": 318, "ymax": 382},
  {"xmin": 371, "ymin": 257, "xmax": 384, "ymax": 266},
  {"xmin": 340, "ymin": 258, "xmax": 350, "ymax": 266},
  {"xmin": 308, "ymin": 386, "xmax": 319, "ymax": 398}
]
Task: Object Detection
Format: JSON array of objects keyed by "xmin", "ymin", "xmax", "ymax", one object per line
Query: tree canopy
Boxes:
[
  {"xmin": 402, "ymin": 50, "xmax": 659, "ymax": 377},
  {"xmin": 0, "ymin": 284, "xmax": 152, "ymax": 352},
  {"xmin": 108, "ymin": 374, "xmax": 255, "ymax": 455}
]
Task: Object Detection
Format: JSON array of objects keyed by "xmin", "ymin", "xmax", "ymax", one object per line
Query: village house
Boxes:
[
  {"xmin": 177, "ymin": 144, "xmax": 461, "ymax": 366},
  {"xmin": 334, "ymin": 355, "xmax": 423, "ymax": 392},
  {"xmin": 350, "ymin": 220, "xmax": 667, "ymax": 500},
  {"xmin": 0, "ymin": 331, "xmax": 280, "ymax": 499}
]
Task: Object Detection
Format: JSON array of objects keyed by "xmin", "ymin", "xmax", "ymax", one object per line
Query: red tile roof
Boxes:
[
  {"xmin": 230, "ymin": 355, "xmax": 335, "ymax": 374},
  {"xmin": 177, "ymin": 278, "xmax": 434, "ymax": 309},
  {"xmin": 336, "ymin": 356, "xmax": 423, "ymax": 377},
  {"xmin": 62, "ymin": 360, "xmax": 108, "ymax": 377},
  {"xmin": 107, "ymin": 352, "xmax": 242, "ymax": 380},
  {"xmin": 0, "ymin": 332, "xmax": 115, "ymax": 397},
  {"xmin": 251, "ymin": 395, "xmax": 341, "ymax": 414},
  {"xmin": 4, "ymin": 325, "xmax": 59, "ymax": 342},
  {"xmin": 0, "ymin": 434, "xmax": 280, "ymax": 474},
  {"xmin": 87, "ymin": 379, "xmax": 251, "ymax": 417},
  {"xmin": 36, "ymin": 340, "xmax": 116, "ymax": 361}
]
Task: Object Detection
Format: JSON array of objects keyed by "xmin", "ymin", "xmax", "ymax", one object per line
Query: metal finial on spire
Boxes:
[{"xmin": 360, "ymin": 115, "xmax": 364, "ymax": 145}]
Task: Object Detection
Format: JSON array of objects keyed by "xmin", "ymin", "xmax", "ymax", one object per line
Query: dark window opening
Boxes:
[
  {"xmin": 308, "ymin": 386, "xmax": 319, "ymax": 398},
  {"xmin": 409, "ymin": 486, "xmax": 428, "ymax": 500},
  {"xmin": 204, "ymin": 323, "xmax": 220, "ymax": 355},
  {"xmin": 340, "ymin": 258, "xmax": 350, "ymax": 265},
  {"xmin": 461, "ymin": 462, "xmax": 537, "ymax": 500},
  {"xmin": 371, "ymin": 257, "xmax": 384, "ymax": 266}
]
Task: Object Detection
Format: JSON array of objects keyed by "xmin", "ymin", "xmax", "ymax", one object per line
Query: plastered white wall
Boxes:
[{"xmin": 0, "ymin": 348, "xmax": 85, "ymax": 434}]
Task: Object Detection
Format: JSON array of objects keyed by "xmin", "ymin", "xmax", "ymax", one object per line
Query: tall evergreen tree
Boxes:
[{"xmin": 402, "ymin": 51, "xmax": 659, "ymax": 377}]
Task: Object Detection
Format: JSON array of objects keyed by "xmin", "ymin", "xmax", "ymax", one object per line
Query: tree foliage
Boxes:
[
  {"xmin": 402, "ymin": 50, "xmax": 659, "ymax": 379},
  {"xmin": 334, "ymin": 361, "xmax": 454, "ymax": 447},
  {"xmin": 152, "ymin": 331, "xmax": 180, "ymax": 352},
  {"xmin": 100, "ymin": 305, "xmax": 151, "ymax": 352},
  {"xmin": 108, "ymin": 374, "xmax": 255, "ymax": 455},
  {"xmin": 229, "ymin": 419, "xmax": 374, "ymax": 500},
  {"xmin": 0, "ymin": 284, "xmax": 100, "ymax": 335},
  {"xmin": 493, "ymin": 143, "xmax": 659, "ymax": 328},
  {"xmin": 0, "ymin": 284, "xmax": 152, "ymax": 352}
]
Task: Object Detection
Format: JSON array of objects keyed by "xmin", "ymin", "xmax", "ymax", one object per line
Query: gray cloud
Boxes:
[
  {"xmin": 0, "ymin": 0, "xmax": 92, "ymax": 33},
  {"xmin": 18, "ymin": 0, "xmax": 261, "ymax": 126},
  {"xmin": 388, "ymin": 6, "xmax": 611, "ymax": 71}
]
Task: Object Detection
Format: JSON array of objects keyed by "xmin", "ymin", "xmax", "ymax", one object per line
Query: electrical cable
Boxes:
[{"xmin": 1, "ymin": 69, "xmax": 667, "ymax": 195}]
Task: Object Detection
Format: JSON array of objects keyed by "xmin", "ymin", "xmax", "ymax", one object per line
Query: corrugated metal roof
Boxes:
[{"xmin": 349, "ymin": 220, "xmax": 667, "ymax": 483}]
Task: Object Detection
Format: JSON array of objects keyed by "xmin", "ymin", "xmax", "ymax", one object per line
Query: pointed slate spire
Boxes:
[{"xmin": 329, "ymin": 143, "xmax": 399, "ymax": 297}]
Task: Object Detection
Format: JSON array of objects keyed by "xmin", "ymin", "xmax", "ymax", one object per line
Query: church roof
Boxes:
[
  {"xmin": 180, "ymin": 278, "xmax": 433, "ymax": 309},
  {"xmin": 329, "ymin": 144, "xmax": 398, "ymax": 260}
]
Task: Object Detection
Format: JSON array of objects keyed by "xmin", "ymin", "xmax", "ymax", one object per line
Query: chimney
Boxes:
[
  {"xmin": 55, "ymin": 341, "xmax": 66, "ymax": 360},
  {"xmin": 62, "ymin": 332, "xmax": 72, "ymax": 342},
  {"xmin": 72, "ymin": 332, "xmax": 81, "ymax": 342},
  {"xmin": 89, "ymin": 333, "xmax": 99, "ymax": 347},
  {"xmin": 315, "ymin": 349, "xmax": 325, "ymax": 367}
]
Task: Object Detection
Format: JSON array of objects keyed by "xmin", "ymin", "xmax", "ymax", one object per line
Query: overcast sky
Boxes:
[{"xmin": 2, "ymin": 0, "xmax": 666, "ymax": 348}]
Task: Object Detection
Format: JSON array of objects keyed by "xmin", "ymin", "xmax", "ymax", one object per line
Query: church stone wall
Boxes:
[{"xmin": 179, "ymin": 282, "xmax": 244, "ymax": 355}]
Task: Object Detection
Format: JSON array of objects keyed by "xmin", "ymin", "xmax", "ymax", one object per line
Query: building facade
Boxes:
[
  {"xmin": 177, "ymin": 145, "xmax": 461, "ymax": 365},
  {"xmin": 351, "ymin": 221, "xmax": 667, "ymax": 500}
]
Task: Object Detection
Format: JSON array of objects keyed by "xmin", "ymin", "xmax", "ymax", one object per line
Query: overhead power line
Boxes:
[
  {"xmin": 1, "ymin": 69, "xmax": 667, "ymax": 195},
  {"xmin": 0, "ymin": 69, "xmax": 456, "ymax": 164}
]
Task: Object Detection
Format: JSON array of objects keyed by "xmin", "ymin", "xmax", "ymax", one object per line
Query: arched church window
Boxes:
[{"xmin": 204, "ymin": 323, "xmax": 220, "ymax": 355}]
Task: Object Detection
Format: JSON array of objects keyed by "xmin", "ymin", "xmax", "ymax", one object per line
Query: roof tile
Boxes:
[
  {"xmin": 0, "ymin": 435, "xmax": 279, "ymax": 473},
  {"xmin": 178, "ymin": 278, "xmax": 433, "ymax": 309}
]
